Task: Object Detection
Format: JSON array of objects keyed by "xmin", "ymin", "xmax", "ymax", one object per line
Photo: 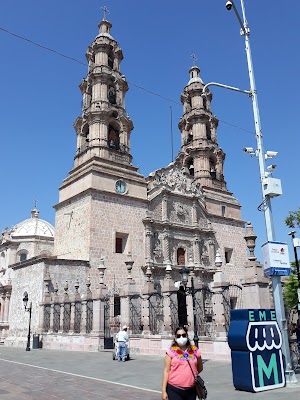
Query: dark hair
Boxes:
[{"xmin": 171, "ymin": 326, "xmax": 192, "ymax": 350}]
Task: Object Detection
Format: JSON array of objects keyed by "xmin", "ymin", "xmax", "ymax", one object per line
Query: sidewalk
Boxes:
[{"xmin": 0, "ymin": 346, "xmax": 299, "ymax": 399}]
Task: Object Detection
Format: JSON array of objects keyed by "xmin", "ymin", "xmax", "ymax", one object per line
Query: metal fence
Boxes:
[
  {"xmin": 129, "ymin": 295, "xmax": 143, "ymax": 334},
  {"xmin": 148, "ymin": 293, "xmax": 164, "ymax": 334}
]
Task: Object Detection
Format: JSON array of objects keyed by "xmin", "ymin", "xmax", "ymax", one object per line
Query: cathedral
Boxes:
[{"xmin": 0, "ymin": 13, "xmax": 270, "ymax": 358}]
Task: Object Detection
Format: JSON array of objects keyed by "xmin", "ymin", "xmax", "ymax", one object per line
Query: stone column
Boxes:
[
  {"xmin": 162, "ymin": 266, "xmax": 175, "ymax": 335},
  {"xmin": 208, "ymin": 240, "xmax": 215, "ymax": 268},
  {"xmin": 0, "ymin": 293, "xmax": 5, "ymax": 322},
  {"xmin": 141, "ymin": 294, "xmax": 150, "ymax": 334},
  {"xmin": 58, "ymin": 302, "xmax": 64, "ymax": 335},
  {"xmin": 91, "ymin": 258, "xmax": 107, "ymax": 336},
  {"xmin": 81, "ymin": 301, "xmax": 87, "ymax": 334},
  {"xmin": 192, "ymin": 200, "xmax": 197, "ymax": 226},
  {"xmin": 162, "ymin": 193, "xmax": 168, "ymax": 222},
  {"xmin": 193, "ymin": 237, "xmax": 201, "ymax": 269},
  {"xmin": 162, "ymin": 231, "xmax": 170, "ymax": 265},
  {"xmin": 3, "ymin": 292, "xmax": 10, "ymax": 323},
  {"xmin": 120, "ymin": 295, "xmax": 130, "ymax": 331},
  {"xmin": 211, "ymin": 252, "xmax": 229, "ymax": 338},
  {"xmin": 49, "ymin": 303, "xmax": 55, "ymax": 334},
  {"xmin": 242, "ymin": 222, "xmax": 271, "ymax": 308},
  {"xmin": 145, "ymin": 229, "xmax": 153, "ymax": 264},
  {"xmin": 69, "ymin": 300, "xmax": 75, "ymax": 334},
  {"xmin": 98, "ymin": 118, "xmax": 109, "ymax": 147}
]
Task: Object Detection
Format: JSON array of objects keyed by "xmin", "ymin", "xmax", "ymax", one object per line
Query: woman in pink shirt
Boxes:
[{"xmin": 162, "ymin": 326, "xmax": 203, "ymax": 400}]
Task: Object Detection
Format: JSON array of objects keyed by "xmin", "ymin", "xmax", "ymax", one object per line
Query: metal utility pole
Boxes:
[{"xmin": 202, "ymin": 0, "xmax": 296, "ymax": 382}]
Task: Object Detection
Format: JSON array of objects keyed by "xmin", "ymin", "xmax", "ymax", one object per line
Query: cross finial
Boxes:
[
  {"xmin": 191, "ymin": 53, "xmax": 197, "ymax": 66},
  {"xmin": 101, "ymin": 5, "xmax": 110, "ymax": 20}
]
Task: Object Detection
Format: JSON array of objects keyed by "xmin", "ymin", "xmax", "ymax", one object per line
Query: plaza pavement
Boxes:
[{"xmin": 0, "ymin": 346, "xmax": 299, "ymax": 399}]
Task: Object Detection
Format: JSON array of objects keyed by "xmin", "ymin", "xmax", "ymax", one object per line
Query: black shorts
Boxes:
[{"xmin": 166, "ymin": 383, "xmax": 196, "ymax": 400}]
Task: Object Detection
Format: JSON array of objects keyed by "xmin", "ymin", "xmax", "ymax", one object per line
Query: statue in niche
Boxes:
[
  {"xmin": 108, "ymin": 86, "xmax": 116, "ymax": 104},
  {"xmin": 152, "ymin": 233, "xmax": 162, "ymax": 260}
]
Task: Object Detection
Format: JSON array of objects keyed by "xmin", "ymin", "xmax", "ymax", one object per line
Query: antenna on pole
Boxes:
[{"xmin": 170, "ymin": 106, "xmax": 174, "ymax": 162}]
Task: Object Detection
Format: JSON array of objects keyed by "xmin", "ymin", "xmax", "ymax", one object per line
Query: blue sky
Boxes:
[{"xmin": 1, "ymin": 0, "xmax": 299, "ymax": 261}]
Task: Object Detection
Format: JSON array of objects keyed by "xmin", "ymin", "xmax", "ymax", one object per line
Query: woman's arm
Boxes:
[
  {"xmin": 197, "ymin": 356, "xmax": 203, "ymax": 373},
  {"xmin": 162, "ymin": 355, "xmax": 171, "ymax": 400}
]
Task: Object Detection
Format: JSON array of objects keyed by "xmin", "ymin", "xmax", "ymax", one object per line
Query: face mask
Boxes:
[{"xmin": 176, "ymin": 337, "xmax": 188, "ymax": 346}]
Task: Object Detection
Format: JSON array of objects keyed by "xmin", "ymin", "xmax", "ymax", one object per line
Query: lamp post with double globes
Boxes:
[
  {"xmin": 179, "ymin": 266, "xmax": 199, "ymax": 348},
  {"xmin": 23, "ymin": 292, "xmax": 32, "ymax": 352},
  {"xmin": 288, "ymin": 231, "xmax": 300, "ymax": 318}
]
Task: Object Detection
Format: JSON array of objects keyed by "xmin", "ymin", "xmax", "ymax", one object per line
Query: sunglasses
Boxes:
[{"xmin": 176, "ymin": 333, "xmax": 187, "ymax": 338}]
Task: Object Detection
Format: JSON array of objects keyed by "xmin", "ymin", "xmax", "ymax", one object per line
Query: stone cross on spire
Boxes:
[
  {"xmin": 101, "ymin": 5, "xmax": 110, "ymax": 21},
  {"xmin": 191, "ymin": 53, "xmax": 197, "ymax": 66}
]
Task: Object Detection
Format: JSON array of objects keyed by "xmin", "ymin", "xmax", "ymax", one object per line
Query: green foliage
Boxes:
[
  {"xmin": 285, "ymin": 208, "xmax": 300, "ymax": 228},
  {"xmin": 283, "ymin": 266, "xmax": 299, "ymax": 310}
]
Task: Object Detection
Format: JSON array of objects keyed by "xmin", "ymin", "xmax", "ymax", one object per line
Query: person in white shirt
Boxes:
[{"xmin": 116, "ymin": 325, "xmax": 129, "ymax": 362}]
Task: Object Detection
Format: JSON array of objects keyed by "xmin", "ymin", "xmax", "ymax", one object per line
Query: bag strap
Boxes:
[{"xmin": 185, "ymin": 357, "xmax": 196, "ymax": 379}]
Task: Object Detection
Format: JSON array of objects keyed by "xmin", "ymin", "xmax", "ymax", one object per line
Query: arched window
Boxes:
[
  {"xmin": 209, "ymin": 157, "xmax": 217, "ymax": 179},
  {"xmin": 108, "ymin": 51, "xmax": 114, "ymax": 69},
  {"xmin": 206, "ymin": 125, "xmax": 211, "ymax": 140},
  {"xmin": 108, "ymin": 125, "xmax": 120, "ymax": 150},
  {"xmin": 19, "ymin": 252, "xmax": 28, "ymax": 262},
  {"xmin": 187, "ymin": 159, "xmax": 194, "ymax": 176},
  {"xmin": 177, "ymin": 248, "xmax": 186, "ymax": 265},
  {"xmin": 82, "ymin": 124, "xmax": 89, "ymax": 145},
  {"xmin": 108, "ymin": 86, "xmax": 116, "ymax": 104},
  {"xmin": 0, "ymin": 252, "xmax": 5, "ymax": 269},
  {"xmin": 186, "ymin": 128, "xmax": 193, "ymax": 144}
]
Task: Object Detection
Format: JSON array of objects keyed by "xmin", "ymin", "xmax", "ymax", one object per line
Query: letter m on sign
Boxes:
[{"xmin": 257, "ymin": 353, "xmax": 279, "ymax": 388}]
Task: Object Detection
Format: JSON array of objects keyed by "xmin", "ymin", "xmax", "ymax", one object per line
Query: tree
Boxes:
[
  {"xmin": 285, "ymin": 207, "xmax": 300, "ymax": 228},
  {"xmin": 284, "ymin": 208, "xmax": 300, "ymax": 313},
  {"xmin": 283, "ymin": 264, "xmax": 298, "ymax": 309}
]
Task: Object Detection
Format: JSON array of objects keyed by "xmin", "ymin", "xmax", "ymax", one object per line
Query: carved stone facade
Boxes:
[{"xmin": 0, "ymin": 13, "xmax": 271, "ymax": 358}]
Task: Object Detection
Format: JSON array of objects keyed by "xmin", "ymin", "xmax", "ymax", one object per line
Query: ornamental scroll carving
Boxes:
[{"xmin": 150, "ymin": 166, "xmax": 202, "ymax": 196}]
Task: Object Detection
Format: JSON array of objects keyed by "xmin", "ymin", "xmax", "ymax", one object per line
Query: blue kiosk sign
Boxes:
[{"xmin": 228, "ymin": 309, "xmax": 285, "ymax": 392}]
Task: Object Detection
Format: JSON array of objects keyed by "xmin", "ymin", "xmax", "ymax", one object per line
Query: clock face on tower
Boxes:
[{"xmin": 115, "ymin": 180, "xmax": 127, "ymax": 194}]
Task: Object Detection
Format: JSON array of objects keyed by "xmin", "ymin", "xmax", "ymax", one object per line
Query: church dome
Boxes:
[{"xmin": 11, "ymin": 208, "xmax": 54, "ymax": 238}]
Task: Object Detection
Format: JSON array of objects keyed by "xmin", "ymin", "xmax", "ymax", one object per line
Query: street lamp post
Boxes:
[
  {"xmin": 179, "ymin": 267, "xmax": 199, "ymax": 348},
  {"xmin": 23, "ymin": 292, "xmax": 32, "ymax": 352},
  {"xmin": 288, "ymin": 231, "xmax": 300, "ymax": 318},
  {"xmin": 202, "ymin": 0, "xmax": 295, "ymax": 382}
]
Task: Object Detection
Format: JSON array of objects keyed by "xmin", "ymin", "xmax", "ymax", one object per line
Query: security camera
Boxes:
[
  {"xmin": 226, "ymin": 1, "xmax": 233, "ymax": 10},
  {"xmin": 267, "ymin": 164, "xmax": 277, "ymax": 171},
  {"xmin": 243, "ymin": 147, "xmax": 254, "ymax": 153},
  {"xmin": 265, "ymin": 151, "xmax": 278, "ymax": 159}
]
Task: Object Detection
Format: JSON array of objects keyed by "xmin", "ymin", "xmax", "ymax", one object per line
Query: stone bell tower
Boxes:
[
  {"xmin": 178, "ymin": 64, "xmax": 226, "ymax": 191},
  {"xmin": 54, "ymin": 12, "xmax": 148, "ymax": 289},
  {"xmin": 73, "ymin": 18, "xmax": 134, "ymax": 167}
]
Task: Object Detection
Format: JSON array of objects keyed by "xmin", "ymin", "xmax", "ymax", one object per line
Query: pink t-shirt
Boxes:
[{"xmin": 166, "ymin": 345, "xmax": 201, "ymax": 389}]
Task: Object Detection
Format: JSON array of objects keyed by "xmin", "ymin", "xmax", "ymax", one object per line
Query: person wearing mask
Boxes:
[
  {"xmin": 116, "ymin": 325, "xmax": 129, "ymax": 362},
  {"xmin": 162, "ymin": 326, "xmax": 203, "ymax": 400}
]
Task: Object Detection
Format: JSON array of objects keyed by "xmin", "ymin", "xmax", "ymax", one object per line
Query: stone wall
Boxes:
[
  {"xmin": 5, "ymin": 258, "xmax": 90, "ymax": 348},
  {"xmin": 7, "ymin": 262, "xmax": 44, "ymax": 346},
  {"xmin": 54, "ymin": 194, "xmax": 91, "ymax": 261},
  {"xmin": 211, "ymin": 218, "xmax": 248, "ymax": 283},
  {"xmin": 87, "ymin": 192, "xmax": 148, "ymax": 291}
]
